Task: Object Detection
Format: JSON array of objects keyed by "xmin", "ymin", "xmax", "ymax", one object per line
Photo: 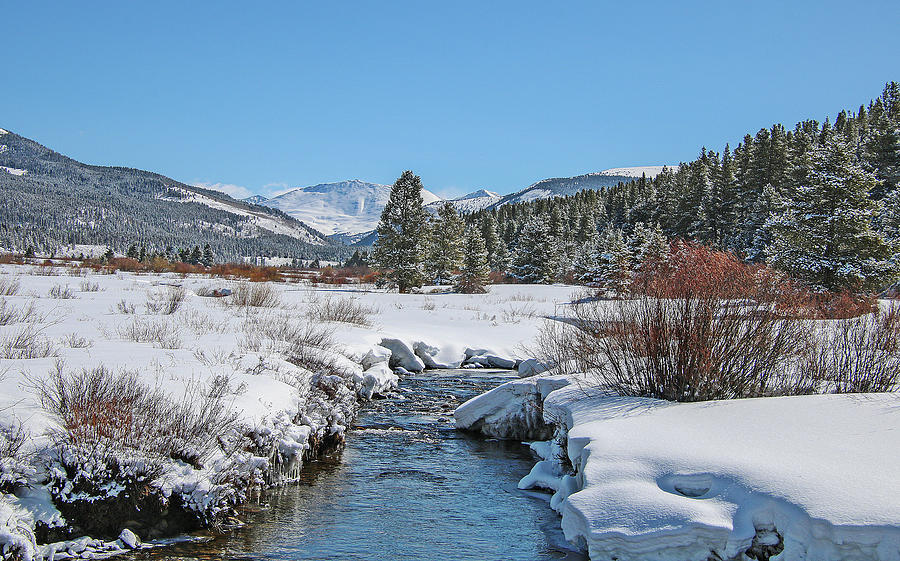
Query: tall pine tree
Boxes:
[{"xmin": 372, "ymin": 170, "xmax": 429, "ymax": 293}]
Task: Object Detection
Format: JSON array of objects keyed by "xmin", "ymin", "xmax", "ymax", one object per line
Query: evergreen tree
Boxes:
[
  {"xmin": 425, "ymin": 202, "xmax": 465, "ymax": 284},
  {"xmin": 372, "ymin": 170, "xmax": 429, "ymax": 293},
  {"xmin": 455, "ymin": 229, "xmax": 490, "ymax": 294},
  {"xmin": 511, "ymin": 216, "xmax": 552, "ymax": 283},
  {"xmin": 201, "ymin": 243, "xmax": 214, "ymax": 266},
  {"xmin": 126, "ymin": 244, "xmax": 138, "ymax": 259},
  {"xmin": 480, "ymin": 214, "xmax": 509, "ymax": 271},
  {"xmin": 596, "ymin": 227, "xmax": 632, "ymax": 295},
  {"xmin": 768, "ymin": 134, "xmax": 896, "ymax": 290}
]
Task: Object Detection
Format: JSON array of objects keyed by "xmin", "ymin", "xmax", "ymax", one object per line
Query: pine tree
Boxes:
[
  {"xmin": 768, "ymin": 133, "xmax": 896, "ymax": 290},
  {"xmin": 201, "ymin": 243, "xmax": 214, "ymax": 266},
  {"xmin": 372, "ymin": 170, "xmax": 429, "ymax": 293},
  {"xmin": 596, "ymin": 227, "xmax": 632, "ymax": 296},
  {"xmin": 425, "ymin": 202, "xmax": 465, "ymax": 284},
  {"xmin": 455, "ymin": 228, "xmax": 490, "ymax": 294},
  {"xmin": 511, "ymin": 216, "xmax": 552, "ymax": 283},
  {"xmin": 480, "ymin": 214, "xmax": 509, "ymax": 271}
]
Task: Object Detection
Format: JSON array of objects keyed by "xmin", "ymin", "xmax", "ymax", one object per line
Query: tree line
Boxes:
[{"xmin": 370, "ymin": 82, "xmax": 899, "ymax": 294}]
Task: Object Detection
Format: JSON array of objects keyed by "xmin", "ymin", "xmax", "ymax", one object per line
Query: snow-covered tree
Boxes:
[
  {"xmin": 425, "ymin": 202, "xmax": 465, "ymax": 284},
  {"xmin": 596, "ymin": 227, "xmax": 632, "ymax": 295},
  {"xmin": 455, "ymin": 228, "xmax": 490, "ymax": 294},
  {"xmin": 768, "ymin": 135, "xmax": 896, "ymax": 291},
  {"xmin": 511, "ymin": 216, "xmax": 553, "ymax": 283},
  {"xmin": 372, "ymin": 170, "xmax": 429, "ymax": 293},
  {"xmin": 480, "ymin": 214, "xmax": 509, "ymax": 271}
]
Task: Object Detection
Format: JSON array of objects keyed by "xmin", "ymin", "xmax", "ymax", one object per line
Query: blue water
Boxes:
[{"xmin": 130, "ymin": 370, "xmax": 585, "ymax": 561}]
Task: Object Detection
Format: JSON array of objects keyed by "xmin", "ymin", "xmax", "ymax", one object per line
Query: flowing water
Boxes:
[{"xmin": 129, "ymin": 369, "xmax": 586, "ymax": 561}]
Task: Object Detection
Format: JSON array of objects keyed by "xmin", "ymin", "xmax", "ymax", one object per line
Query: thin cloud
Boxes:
[{"xmin": 192, "ymin": 181, "xmax": 254, "ymax": 200}]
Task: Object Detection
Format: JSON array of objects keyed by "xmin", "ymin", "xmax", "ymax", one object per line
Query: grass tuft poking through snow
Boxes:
[
  {"xmin": 117, "ymin": 317, "xmax": 182, "ymax": 349},
  {"xmin": 229, "ymin": 282, "xmax": 281, "ymax": 308}
]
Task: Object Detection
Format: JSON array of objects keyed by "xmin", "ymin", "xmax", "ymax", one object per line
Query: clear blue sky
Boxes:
[{"xmin": 3, "ymin": 1, "xmax": 899, "ymax": 199}]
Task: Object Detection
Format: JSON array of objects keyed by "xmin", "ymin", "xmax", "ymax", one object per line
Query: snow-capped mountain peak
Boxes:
[{"xmin": 261, "ymin": 179, "xmax": 441, "ymax": 235}]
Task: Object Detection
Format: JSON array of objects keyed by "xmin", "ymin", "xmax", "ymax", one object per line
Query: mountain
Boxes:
[
  {"xmin": 328, "ymin": 230, "xmax": 379, "ymax": 247},
  {"xmin": 425, "ymin": 189, "xmax": 502, "ymax": 214},
  {"xmin": 261, "ymin": 179, "xmax": 442, "ymax": 235},
  {"xmin": 493, "ymin": 166, "xmax": 672, "ymax": 207},
  {"xmin": 243, "ymin": 194, "xmax": 269, "ymax": 205},
  {"xmin": 0, "ymin": 129, "xmax": 345, "ymax": 261}
]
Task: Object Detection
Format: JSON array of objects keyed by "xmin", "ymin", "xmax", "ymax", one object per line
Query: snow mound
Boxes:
[{"xmin": 0, "ymin": 166, "xmax": 27, "ymax": 176}]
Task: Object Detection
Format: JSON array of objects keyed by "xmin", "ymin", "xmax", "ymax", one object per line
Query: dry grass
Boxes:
[
  {"xmin": 78, "ymin": 279, "xmax": 101, "ymax": 292},
  {"xmin": 229, "ymin": 282, "xmax": 281, "ymax": 308},
  {"xmin": 37, "ymin": 363, "xmax": 240, "ymax": 468},
  {"xmin": 114, "ymin": 299, "xmax": 136, "ymax": 314},
  {"xmin": 62, "ymin": 332, "xmax": 94, "ymax": 349},
  {"xmin": 241, "ymin": 313, "xmax": 347, "ymax": 379},
  {"xmin": 117, "ymin": 317, "xmax": 182, "ymax": 349},
  {"xmin": 306, "ymin": 295, "xmax": 376, "ymax": 326},
  {"xmin": 0, "ymin": 324, "xmax": 59, "ymax": 359},
  {"xmin": 802, "ymin": 304, "xmax": 900, "ymax": 393},
  {"xmin": 145, "ymin": 286, "xmax": 187, "ymax": 315},
  {"xmin": 48, "ymin": 284, "xmax": 76, "ymax": 299},
  {"xmin": 0, "ymin": 277, "xmax": 20, "ymax": 296}
]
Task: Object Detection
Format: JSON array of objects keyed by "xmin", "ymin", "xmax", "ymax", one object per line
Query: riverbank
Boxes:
[
  {"xmin": 0, "ymin": 263, "xmax": 575, "ymax": 560},
  {"xmin": 455, "ymin": 374, "xmax": 900, "ymax": 561},
  {"xmin": 124, "ymin": 369, "xmax": 586, "ymax": 561}
]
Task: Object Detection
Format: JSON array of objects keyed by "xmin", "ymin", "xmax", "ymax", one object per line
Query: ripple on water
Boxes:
[{"xmin": 126, "ymin": 370, "xmax": 586, "ymax": 561}]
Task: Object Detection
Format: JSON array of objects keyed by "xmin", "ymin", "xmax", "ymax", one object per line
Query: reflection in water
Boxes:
[{"xmin": 129, "ymin": 370, "xmax": 586, "ymax": 561}]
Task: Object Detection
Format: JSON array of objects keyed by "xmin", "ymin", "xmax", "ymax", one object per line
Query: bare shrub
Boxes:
[
  {"xmin": 241, "ymin": 314, "xmax": 346, "ymax": 378},
  {"xmin": 421, "ymin": 298, "xmax": 436, "ymax": 311},
  {"xmin": 306, "ymin": 295, "xmax": 375, "ymax": 326},
  {"xmin": 230, "ymin": 282, "xmax": 281, "ymax": 308},
  {"xmin": 501, "ymin": 302, "xmax": 537, "ymax": 323},
  {"xmin": 0, "ymin": 277, "xmax": 20, "ymax": 296},
  {"xmin": 180, "ymin": 309, "xmax": 228, "ymax": 335},
  {"xmin": 0, "ymin": 298, "xmax": 18, "ymax": 326},
  {"xmin": 115, "ymin": 299, "xmax": 136, "ymax": 314},
  {"xmin": 48, "ymin": 284, "xmax": 76, "ymax": 299},
  {"xmin": 78, "ymin": 279, "xmax": 101, "ymax": 292},
  {"xmin": 63, "ymin": 332, "xmax": 94, "ymax": 349},
  {"xmin": 541, "ymin": 244, "xmax": 815, "ymax": 401},
  {"xmin": 0, "ymin": 418, "xmax": 31, "ymax": 492},
  {"xmin": 801, "ymin": 304, "xmax": 900, "ymax": 393},
  {"xmin": 567, "ymin": 295, "xmax": 810, "ymax": 401},
  {"xmin": 118, "ymin": 317, "xmax": 182, "ymax": 349},
  {"xmin": 145, "ymin": 286, "xmax": 186, "ymax": 315},
  {"xmin": 0, "ymin": 324, "xmax": 59, "ymax": 359},
  {"xmin": 0, "ymin": 300, "xmax": 44, "ymax": 326},
  {"xmin": 37, "ymin": 363, "xmax": 240, "ymax": 469}
]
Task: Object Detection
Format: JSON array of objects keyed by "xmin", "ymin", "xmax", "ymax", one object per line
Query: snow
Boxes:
[
  {"xmin": 594, "ymin": 166, "xmax": 673, "ymax": 178},
  {"xmin": 425, "ymin": 189, "xmax": 502, "ymax": 214},
  {"xmin": 0, "ymin": 129, "xmax": 8, "ymax": 135},
  {"xmin": 261, "ymin": 180, "xmax": 443, "ymax": 235},
  {"xmin": 0, "ymin": 166, "xmax": 27, "ymax": 176},
  {"xmin": 456, "ymin": 375, "xmax": 900, "ymax": 561},
  {"xmin": 161, "ymin": 187, "xmax": 325, "ymax": 244},
  {"xmin": 0, "ymin": 263, "xmax": 578, "ymax": 556}
]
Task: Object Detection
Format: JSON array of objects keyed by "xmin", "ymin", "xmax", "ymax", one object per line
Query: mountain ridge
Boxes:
[{"xmin": 0, "ymin": 129, "xmax": 344, "ymax": 261}]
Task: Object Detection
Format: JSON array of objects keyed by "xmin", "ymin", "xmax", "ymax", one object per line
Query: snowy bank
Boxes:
[
  {"xmin": 456, "ymin": 375, "xmax": 900, "ymax": 561},
  {"xmin": 0, "ymin": 263, "xmax": 576, "ymax": 558}
]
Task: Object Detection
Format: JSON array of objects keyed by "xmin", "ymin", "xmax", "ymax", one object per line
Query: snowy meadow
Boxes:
[{"xmin": 0, "ymin": 257, "xmax": 898, "ymax": 561}]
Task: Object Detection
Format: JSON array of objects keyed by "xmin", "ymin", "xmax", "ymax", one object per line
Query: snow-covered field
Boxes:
[
  {"xmin": 5, "ymin": 261, "xmax": 899, "ymax": 561},
  {"xmin": 456, "ymin": 375, "xmax": 900, "ymax": 561},
  {"xmin": 0, "ymin": 263, "xmax": 575, "ymax": 560}
]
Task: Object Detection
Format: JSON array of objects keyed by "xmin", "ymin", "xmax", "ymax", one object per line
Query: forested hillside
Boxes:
[
  {"xmin": 467, "ymin": 82, "xmax": 900, "ymax": 291},
  {"xmin": 0, "ymin": 130, "xmax": 349, "ymax": 262}
]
